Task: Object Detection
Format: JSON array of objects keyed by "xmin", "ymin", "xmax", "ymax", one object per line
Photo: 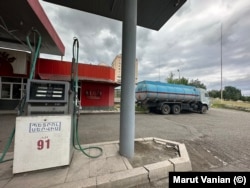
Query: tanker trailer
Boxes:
[{"xmin": 135, "ymin": 80, "xmax": 210, "ymax": 115}]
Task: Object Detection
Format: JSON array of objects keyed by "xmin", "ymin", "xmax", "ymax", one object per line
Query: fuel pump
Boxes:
[
  {"xmin": 0, "ymin": 33, "xmax": 102, "ymax": 172},
  {"xmin": 10, "ymin": 36, "xmax": 102, "ymax": 174},
  {"xmin": 13, "ymin": 80, "xmax": 73, "ymax": 173},
  {"xmin": 12, "ymin": 31, "xmax": 74, "ymax": 173}
]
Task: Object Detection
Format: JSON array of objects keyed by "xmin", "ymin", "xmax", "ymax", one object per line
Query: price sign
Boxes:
[{"xmin": 13, "ymin": 115, "xmax": 73, "ymax": 174}]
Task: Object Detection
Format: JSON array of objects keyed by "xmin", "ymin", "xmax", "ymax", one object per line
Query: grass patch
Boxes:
[
  {"xmin": 135, "ymin": 105, "xmax": 148, "ymax": 113},
  {"xmin": 211, "ymin": 98, "xmax": 250, "ymax": 112}
]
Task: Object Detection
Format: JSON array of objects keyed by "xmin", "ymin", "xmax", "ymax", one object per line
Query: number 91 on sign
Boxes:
[{"xmin": 37, "ymin": 139, "xmax": 50, "ymax": 150}]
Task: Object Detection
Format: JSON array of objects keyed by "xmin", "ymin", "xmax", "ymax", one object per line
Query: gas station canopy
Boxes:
[
  {"xmin": 42, "ymin": 0, "xmax": 187, "ymax": 158},
  {"xmin": 0, "ymin": 0, "xmax": 65, "ymax": 56},
  {"xmin": 0, "ymin": 0, "xmax": 186, "ymax": 56},
  {"xmin": 43, "ymin": 0, "xmax": 186, "ymax": 31}
]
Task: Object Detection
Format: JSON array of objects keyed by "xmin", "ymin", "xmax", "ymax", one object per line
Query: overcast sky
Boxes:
[{"xmin": 40, "ymin": 0, "xmax": 250, "ymax": 95}]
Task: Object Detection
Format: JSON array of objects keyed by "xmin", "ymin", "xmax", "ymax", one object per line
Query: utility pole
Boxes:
[
  {"xmin": 158, "ymin": 61, "xmax": 161, "ymax": 81},
  {"xmin": 220, "ymin": 23, "xmax": 223, "ymax": 102}
]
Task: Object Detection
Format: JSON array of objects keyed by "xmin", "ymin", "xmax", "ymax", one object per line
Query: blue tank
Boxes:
[{"xmin": 135, "ymin": 80, "xmax": 200, "ymax": 103}]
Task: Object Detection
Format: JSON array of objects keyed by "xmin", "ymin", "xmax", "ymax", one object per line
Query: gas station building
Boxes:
[{"xmin": 0, "ymin": 48, "xmax": 118, "ymax": 111}]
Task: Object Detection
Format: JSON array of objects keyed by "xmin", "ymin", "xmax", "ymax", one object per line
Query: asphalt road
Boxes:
[{"xmin": 1, "ymin": 108, "xmax": 250, "ymax": 171}]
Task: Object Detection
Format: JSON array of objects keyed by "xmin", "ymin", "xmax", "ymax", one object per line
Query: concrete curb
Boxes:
[
  {"xmin": 80, "ymin": 137, "xmax": 192, "ymax": 187},
  {"xmin": 97, "ymin": 167, "xmax": 149, "ymax": 188}
]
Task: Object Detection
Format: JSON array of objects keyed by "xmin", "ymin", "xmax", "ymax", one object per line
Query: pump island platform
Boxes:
[{"xmin": 0, "ymin": 137, "xmax": 191, "ymax": 188}]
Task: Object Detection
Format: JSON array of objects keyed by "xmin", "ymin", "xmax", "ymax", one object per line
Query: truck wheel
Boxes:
[
  {"xmin": 200, "ymin": 105, "xmax": 208, "ymax": 114},
  {"xmin": 161, "ymin": 104, "xmax": 170, "ymax": 115},
  {"xmin": 172, "ymin": 104, "xmax": 181, "ymax": 114}
]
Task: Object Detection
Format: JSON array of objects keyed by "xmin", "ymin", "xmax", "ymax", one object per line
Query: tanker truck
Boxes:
[{"xmin": 135, "ymin": 80, "xmax": 210, "ymax": 115}]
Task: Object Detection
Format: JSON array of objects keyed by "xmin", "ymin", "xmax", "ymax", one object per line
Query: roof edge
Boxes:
[{"xmin": 28, "ymin": 0, "xmax": 65, "ymax": 56}]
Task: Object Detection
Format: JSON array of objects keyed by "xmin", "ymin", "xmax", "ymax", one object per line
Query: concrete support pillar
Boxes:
[{"xmin": 119, "ymin": 0, "xmax": 137, "ymax": 158}]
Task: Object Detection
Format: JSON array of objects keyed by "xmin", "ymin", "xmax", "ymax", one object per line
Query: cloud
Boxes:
[{"xmin": 40, "ymin": 0, "xmax": 250, "ymax": 95}]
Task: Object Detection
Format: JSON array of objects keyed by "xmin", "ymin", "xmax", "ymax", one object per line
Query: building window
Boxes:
[
  {"xmin": 12, "ymin": 84, "xmax": 21, "ymax": 99},
  {"xmin": 0, "ymin": 77, "xmax": 26, "ymax": 100},
  {"xmin": 1, "ymin": 84, "xmax": 11, "ymax": 99}
]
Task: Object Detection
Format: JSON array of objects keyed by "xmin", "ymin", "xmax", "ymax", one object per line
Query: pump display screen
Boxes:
[
  {"xmin": 26, "ymin": 79, "xmax": 69, "ymax": 103},
  {"xmin": 31, "ymin": 84, "xmax": 64, "ymax": 100}
]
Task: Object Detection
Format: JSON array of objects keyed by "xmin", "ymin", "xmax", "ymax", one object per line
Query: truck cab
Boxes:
[{"xmin": 198, "ymin": 88, "xmax": 210, "ymax": 113}]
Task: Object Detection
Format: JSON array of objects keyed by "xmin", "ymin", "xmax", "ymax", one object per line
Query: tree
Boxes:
[
  {"xmin": 209, "ymin": 90, "xmax": 220, "ymax": 98},
  {"xmin": 223, "ymin": 86, "xmax": 242, "ymax": 101},
  {"xmin": 166, "ymin": 72, "xmax": 206, "ymax": 89},
  {"xmin": 178, "ymin": 77, "xmax": 189, "ymax": 85},
  {"xmin": 241, "ymin": 95, "xmax": 250, "ymax": 102},
  {"xmin": 208, "ymin": 87, "xmax": 248, "ymax": 101},
  {"xmin": 166, "ymin": 72, "xmax": 189, "ymax": 85},
  {"xmin": 189, "ymin": 79, "xmax": 206, "ymax": 89},
  {"xmin": 166, "ymin": 72, "xmax": 175, "ymax": 83}
]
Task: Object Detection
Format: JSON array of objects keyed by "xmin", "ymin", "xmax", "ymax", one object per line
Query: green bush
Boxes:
[{"xmin": 135, "ymin": 105, "xmax": 148, "ymax": 112}]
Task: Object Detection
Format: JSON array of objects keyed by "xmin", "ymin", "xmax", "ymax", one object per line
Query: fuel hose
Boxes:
[
  {"xmin": 71, "ymin": 37, "xmax": 103, "ymax": 158},
  {"xmin": 0, "ymin": 29, "xmax": 41, "ymax": 163}
]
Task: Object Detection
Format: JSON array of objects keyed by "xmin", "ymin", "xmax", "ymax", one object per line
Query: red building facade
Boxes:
[
  {"xmin": 0, "ymin": 49, "xmax": 118, "ymax": 110},
  {"xmin": 37, "ymin": 58, "xmax": 118, "ymax": 110}
]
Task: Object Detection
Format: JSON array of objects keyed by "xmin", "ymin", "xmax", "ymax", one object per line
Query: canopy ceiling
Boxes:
[
  {"xmin": 43, "ymin": 0, "xmax": 187, "ymax": 31},
  {"xmin": 0, "ymin": 0, "xmax": 65, "ymax": 56}
]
